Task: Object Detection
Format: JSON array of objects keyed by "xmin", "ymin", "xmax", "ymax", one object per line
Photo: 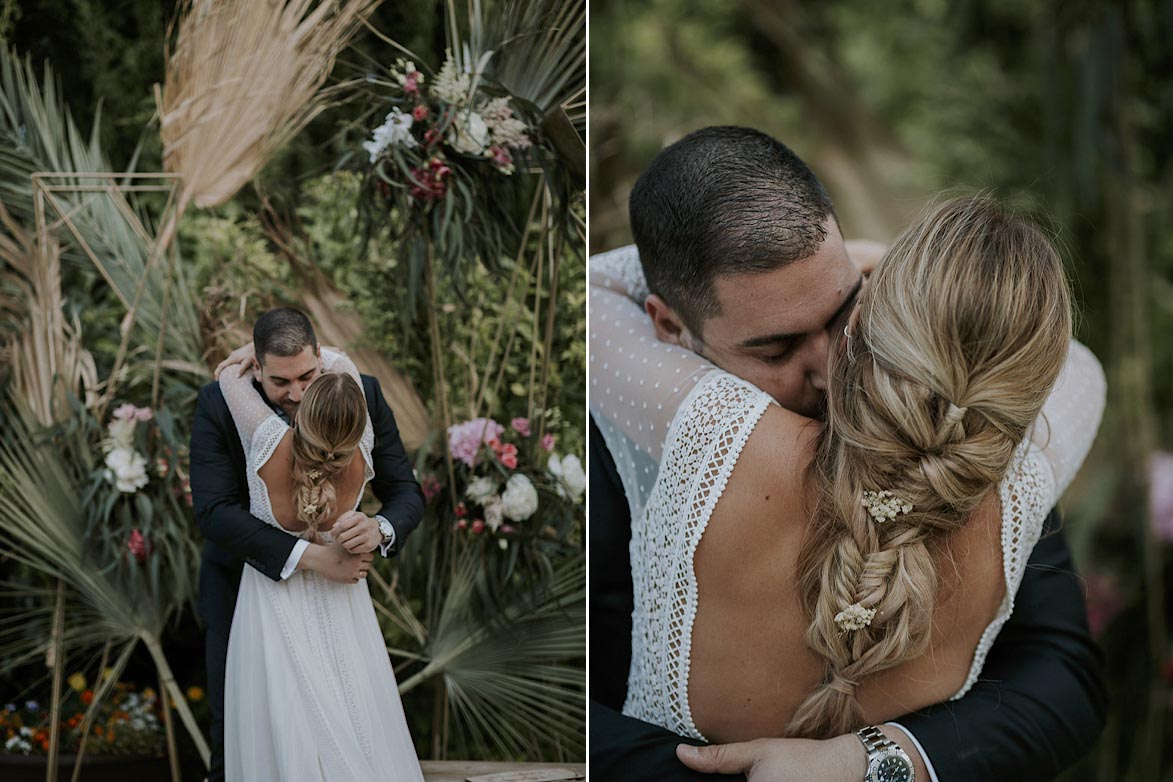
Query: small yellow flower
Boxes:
[
  {"xmin": 101, "ymin": 667, "xmax": 115, "ymax": 683},
  {"xmin": 186, "ymin": 686, "xmax": 204, "ymax": 702},
  {"xmin": 67, "ymin": 673, "xmax": 87, "ymax": 693},
  {"xmin": 142, "ymin": 687, "xmax": 157, "ymax": 701}
]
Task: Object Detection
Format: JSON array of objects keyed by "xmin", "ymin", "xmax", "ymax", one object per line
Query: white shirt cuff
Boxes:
[
  {"xmin": 885, "ymin": 722, "xmax": 940, "ymax": 782},
  {"xmin": 280, "ymin": 539, "xmax": 310, "ymax": 580},
  {"xmin": 376, "ymin": 515, "xmax": 395, "ymax": 557}
]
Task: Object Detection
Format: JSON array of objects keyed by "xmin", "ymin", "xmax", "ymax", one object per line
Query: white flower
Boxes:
[
  {"xmin": 834, "ymin": 602, "xmax": 877, "ymax": 632},
  {"xmin": 448, "ymin": 111, "xmax": 490, "ymax": 155},
  {"xmin": 105, "ymin": 447, "xmax": 149, "ymax": 494},
  {"xmin": 363, "ymin": 108, "xmax": 418, "ymax": 163},
  {"xmin": 500, "ymin": 474, "xmax": 539, "ymax": 521},
  {"xmin": 479, "ymin": 97, "xmax": 513, "ymax": 125},
  {"xmin": 548, "ymin": 453, "xmax": 585, "ymax": 503},
  {"xmin": 466, "ymin": 476, "xmax": 498, "ymax": 505},
  {"xmin": 490, "ymin": 116, "xmax": 531, "ymax": 150},
  {"xmin": 484, "ymin": 497, "xmax": 504, "ymax": 532},
  {"xmin": 433, "ymin": 53, "xmax": 471, "ymax": 105},
  {"xmin": 861, "ymin": 490, "xmax": 913, "ymax": 524},
  {"xmin": 106, "ymin": 417, "xmax": 136, "ymax": 449}
]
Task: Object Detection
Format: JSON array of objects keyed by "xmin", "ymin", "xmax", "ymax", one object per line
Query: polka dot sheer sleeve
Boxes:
[{"xmin": 589, "ymin": 245, "xmax": 720, "ymax": 520}]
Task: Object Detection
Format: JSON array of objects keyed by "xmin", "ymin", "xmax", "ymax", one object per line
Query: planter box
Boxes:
[{"xmin": 0, "ymin": 752, "xmax": 169, "ymax": 782}]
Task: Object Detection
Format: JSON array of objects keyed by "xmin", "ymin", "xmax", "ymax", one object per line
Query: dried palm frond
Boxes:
[
  {"xmin": 0, "ymin": 200, "xmax": 97, "ymax": 425},
  {"xmin": 393, "ymin": 550, "xmax": 585, "ymax": 760},
  {"xmin": 159, "ymin": 0, "xmax": 380, "ymax": 210}
]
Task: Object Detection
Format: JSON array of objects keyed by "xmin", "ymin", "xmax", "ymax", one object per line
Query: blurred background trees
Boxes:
[{"xmin": 591, "ymin": 0, "xmax": 1171, "ymax": 778}]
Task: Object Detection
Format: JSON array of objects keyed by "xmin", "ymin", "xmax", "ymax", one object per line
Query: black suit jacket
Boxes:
[
  {"xmin": 190, "ymin": 374, "xmax": 424, "ymax": 635},
  {"xmin": 588, "ymin": 415, "xmax": 1107, "ymax": 782}
]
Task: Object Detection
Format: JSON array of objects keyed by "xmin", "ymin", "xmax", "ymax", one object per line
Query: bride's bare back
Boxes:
[
  {"xmin": 257, "ymin": 433, "xmax": 368, "ymax": 535},
  {"xmin": 688, "ymin": 405, "xmax": 1005, "ymax": 743}
]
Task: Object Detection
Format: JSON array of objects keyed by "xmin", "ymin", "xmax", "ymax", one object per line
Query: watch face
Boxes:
[{"xmin": 875, "ymin": 755, "xmax": 913, "ymax": 782}]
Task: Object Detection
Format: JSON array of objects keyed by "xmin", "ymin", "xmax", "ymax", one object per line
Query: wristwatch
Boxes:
[
  {"xmin": 855, "ymin": 726, "xmax": 915, "ymax": 782},
  {"xmin": 376, "ymin": 516, "xmax": 395, "ymax": 547}
]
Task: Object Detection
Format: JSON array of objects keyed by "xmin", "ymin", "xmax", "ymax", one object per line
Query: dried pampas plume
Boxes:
[{"xmin": 159, "ymin": 0, "xmax": 379, "ymax": 210}]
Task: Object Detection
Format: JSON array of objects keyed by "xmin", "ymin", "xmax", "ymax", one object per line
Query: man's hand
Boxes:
[
  {"xmin": 214, "ymin": 342, "xmax": 256, "ymax": 380},
  {"xmin": 332, "ymin": 511, "xmax": 383, "ymax": 554},
  {"xmin": 676, "ymin": 725, "xmax": 928, "ymax": 781},
  {"xmin": 297, "ymin": 542, "xmax": 373, "ymax": 583},
  {"xmin": 676, "ymin": 734, "xmax": 866, "ymax": 782}
]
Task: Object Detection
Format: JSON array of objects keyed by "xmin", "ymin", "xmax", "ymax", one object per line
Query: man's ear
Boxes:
[
  {"xmin": 251, "ymin": 360, "xmax": 263, "ymax": 383},
  {"xmin": 645, "ymin": 295, "xmax": 693, "ymax": 347}
]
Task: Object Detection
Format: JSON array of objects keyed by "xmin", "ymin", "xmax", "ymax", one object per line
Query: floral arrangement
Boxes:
[
  {"xmin": 363, "ymin": 55, "xmax": 533, "ymax": 203},
  {"xmin": 0, "ymin": 677, "xmax": 164, "ymax": 757},
  {"xmin": 427, "ymin": 414, "xmax": 584, "ymax": 552},
  {"xmin": 81, "ymin": 401, "xmax": 196, "ymax": 585}
]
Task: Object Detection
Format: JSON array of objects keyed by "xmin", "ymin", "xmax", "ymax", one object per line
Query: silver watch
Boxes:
[
  {"xmin": 855, "ymin": 726, "xmax": 915, "ymax": 782},
  {"xmin": 376, "ymin": 517, "xmax": 394, "ymax": 545}
]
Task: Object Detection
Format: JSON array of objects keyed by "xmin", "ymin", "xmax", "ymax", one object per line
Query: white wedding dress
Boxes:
[
  {"xmin": 589, "ymin": 245, "xmax": 1106, "ymax": 741},
  {"xmin": 219, "ymin": 350, "xmax": 424, "ymax": 782}
]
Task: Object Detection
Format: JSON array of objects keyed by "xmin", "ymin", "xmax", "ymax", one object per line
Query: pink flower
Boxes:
[
  {"xmin": 1084, "ymin": 571, "xmax": 1124, "ymax": 638},
  {"xmin": 454, "ymin": 502, "xmax": 467, "ymax": 518},
  {"xmin": 112, "ymin": 404, "xmax": 137, "ymax": 421},
  {"xmin": 404, "ymin": 73, "xmax": 419, "ymax": 94},
  {"xmin": 457, "ymin": 519, "xmax": 468, "ymax": 530},
  {"xmin": 412, "ymin": 104, "xmax": 428, "ymax": 121},
  {"xmin": 135, "ymin": 407, "xmax": 154, "ymax": 422},
  {"xmin": 540, "ymin": 433, "xmax": 555, "ymax": 452},
  {"xmin": 511, "ymin": 417, "xmax": 531, "ymax": 437},
  {"xmin": 127, "ymin": 529, "xmax": 149, "ymax": 564},
  {"xmin": 498, "ymin": 443, "xmax": 519, "ymax": 470},
  {"xmin": 424, "ymin": 128, "xmax": 441, "ymax": 147},
  {"xmin": 1150, "ymin": 452, "xmax": 1173, "ymax": 542},
  {"xmin": 447, "ymin": 418, "xmax": 505, "ymax": 467},
  {"xmin": 471, "ymin": 519, "xmax": 485, "ymax": 535},
  {"xmin": 420, "ymin": 473, "xmax": 442, "ymax": 503}
]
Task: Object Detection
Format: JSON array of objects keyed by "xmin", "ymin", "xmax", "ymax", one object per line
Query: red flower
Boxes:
[
  {"xmin": 499, "ymin": 444, "xmax": 519, "ymax": 470},
  {"xmin": 420, "ymin": 474, "xmax": 441, "ymax": 502},
  {"xmin": 126, "ymin": 529, "xmax": 149, "ymax": 563},
  {"xmin": 424, "ymin": 128, "xmax": 441, "ymax": 147},
  {"xmin": 454, "ymin": 502, "xmax": 467, "ymax": 518},
  {"xmin": 471, "ymin": 519, "xmax": 485, "ymax": 534},
  {"xmin": 81, "ymin": 690, "xmax": 94, "ymax": 706},
  {"xmin": 412, "ymin": 104, "xmax": 428, "ymax": 122},
  {"xmin": 456, "ymin": 519, "xmax": 468, "ymax": 530}
]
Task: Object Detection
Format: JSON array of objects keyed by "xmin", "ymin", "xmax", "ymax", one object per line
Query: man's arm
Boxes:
[
  {"xmin": 364, "ymin": 375, "xmax": 425, "ymax": 554},
  {"xmin": 892, "ymin": 513, "xmax": 1107, "ymax": 780},
  {"xmin": 189, "ymin": 383, "xmax": 298, "ymax": 581},
  {"xmin": 591, "ymin": 701, "xmax": 737, "ymax": 782}
]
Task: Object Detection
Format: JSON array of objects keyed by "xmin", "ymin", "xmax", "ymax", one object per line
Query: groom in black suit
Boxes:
[
  {"xmin": 590, "ymin": 127, "xmax": 1107, "ymax": 781},
  {"xmin": 189, "ymin": 307, "xmax": 424, "ymax": 782}
]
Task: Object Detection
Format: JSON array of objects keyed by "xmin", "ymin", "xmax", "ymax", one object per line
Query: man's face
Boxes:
[
  {"xmin": 254, "ymin": 345, "xmax": 322, "ymax": 418},
  {"xmin": 689, "ymin": 219, "xmax": 861, "ymax": 417}
]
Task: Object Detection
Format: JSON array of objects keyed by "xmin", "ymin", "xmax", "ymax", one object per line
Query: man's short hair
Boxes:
[
  {"xmin": 628, "ymin": 126, "xmax": 836, "ymax": 335},
  {"xmin": 254, "ymin": 307, "xmax": 317, "ymax": 364}
]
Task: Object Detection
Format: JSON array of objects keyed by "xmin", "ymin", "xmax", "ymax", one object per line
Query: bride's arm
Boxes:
[
  {"xmin": 1030, "ymin": 339, "xmax": 1107, "ymax": 499},
  {"xmin": 218, "ymin": 362, "xmax": 283, "ymax": 453}
]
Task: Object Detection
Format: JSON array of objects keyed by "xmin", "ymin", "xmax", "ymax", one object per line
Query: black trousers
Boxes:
[{"xmin": 205, "ymin": 627, "xmax": 229, "ymax": 782}]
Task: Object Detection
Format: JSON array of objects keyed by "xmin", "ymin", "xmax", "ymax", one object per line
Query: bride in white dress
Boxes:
[
  {"xmin": 590, "ymin": 196, "xmax": 1105, "ymax": 742},
  {"xmin": 218, "ymin": 349, "xmax": 424, "ymax": 782}
]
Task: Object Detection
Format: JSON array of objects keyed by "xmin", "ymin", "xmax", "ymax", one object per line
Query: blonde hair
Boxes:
[
  {"xmin": 788, "ymin": 196, "xmax": 1072, "ymax": 737},
  {"xmin": 290, "ymin": 372, "xmax": 366, "ymax": 535}
]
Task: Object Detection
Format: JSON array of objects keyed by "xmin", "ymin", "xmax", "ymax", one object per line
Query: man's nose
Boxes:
[{"xmin": 288, "ymin": 383, "xmax": 307, "ymax": 402}]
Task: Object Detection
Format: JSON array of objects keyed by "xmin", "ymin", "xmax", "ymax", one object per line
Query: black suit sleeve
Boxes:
[
  {"xmin": 590, "ymin": 701, "xmax": 740, "ymax": 782},
  {"xmin": 893, "ymin": 514, "xmax": 1108, "ymax": 781},
  {"xmin": 189, "ymin": 383, "xmax": 298, "ymax": 581},
  {"xmin": 364, "ymin": 375, "xmax": 424, "ymax": 554}
]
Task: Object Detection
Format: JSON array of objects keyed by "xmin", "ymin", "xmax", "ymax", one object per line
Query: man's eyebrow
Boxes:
[{"xmin": 735, "ymin": 275, "xmax": 864, "ymax": 350}]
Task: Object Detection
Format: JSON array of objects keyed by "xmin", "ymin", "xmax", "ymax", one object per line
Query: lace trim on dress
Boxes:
[
  {"xmin": 622, "ymin": 371, "xmax": 774, "ymax": 741},
  {"xmin": 247, "ymin": 414, "xmax": 292, "ymax": 528},
  {"xmin": 950, "ymin": 437, "xmax": 1054, "ymax": 699}
]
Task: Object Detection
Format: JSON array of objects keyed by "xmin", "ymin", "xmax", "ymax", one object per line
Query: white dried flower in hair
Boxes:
[
  {"xmin": 861, "ymin": 490, "xmax": 913, "ymax": 524},
  {"xmin": 834, "ymin": 602, "xmax": 877, "ymax": 632}
]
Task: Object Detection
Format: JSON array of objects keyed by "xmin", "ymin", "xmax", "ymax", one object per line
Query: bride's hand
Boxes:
[{"xmin": 214, "ymin": 342, "xmax": 257, "ymax": 380}]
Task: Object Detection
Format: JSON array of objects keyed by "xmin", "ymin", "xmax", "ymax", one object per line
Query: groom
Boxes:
[
  {"xmin": 590, "ymin": 127, "xmax": 1107, "ymax": 781},
  {"xmin": 189, "ymin": 307, "xmax": 424, "ymax": 782}
]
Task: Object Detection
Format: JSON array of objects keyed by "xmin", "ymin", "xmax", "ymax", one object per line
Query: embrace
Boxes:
[
  {"xmin": 189, "ymin": 308, "xmax": 425, "ymax": 782},
  {"xmin": 589, "ymin": 127, "xmax": 1107, "ymax": 781}
]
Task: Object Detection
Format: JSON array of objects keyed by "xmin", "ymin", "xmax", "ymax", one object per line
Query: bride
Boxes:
[
  {"xmin": 218, "ymin": 348, "xmax": 424, "ymax": 782},
  {"xmin": 590, "ymin": 196, "xmax": 1104, "ymax": 768}
]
